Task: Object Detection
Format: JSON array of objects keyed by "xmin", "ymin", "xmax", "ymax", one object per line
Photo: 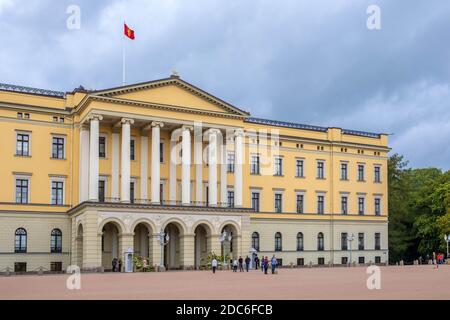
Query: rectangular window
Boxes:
[
  {"xmin": 317, "ymin": 195, "xmax": 324, "ymax": 214},
  {"xmin": 317, "ymin": 161, "xmax": 325, "ymax": 179},
  {"xmin": 251, "ymin": 155, "xmax": 260, "ymax": 175},
  {"xmin": 341, "ymin": 196, "xmax": 348, "ymax": 215},
  {"xmin": 205, "ymin": 186, "xmax": 209, "ymax": 206},
  {"xmin": 358, "ymin": 197, "xmax": 365, "ymax": 215},
  {"xmin": 130, "ymin": 139, "xmax": 135, "ymax": 161},
  {"xmin": 374, "ymin": 166, "xmax": 381, "ymax": 183},
  {"xmin": 274, "ymin": 193, "xmax": 283, "ymax": 213},
  {"xmin": 227, "ymin": 191, "xmax": 235, "ymax": 208},
  {"xmin": 358, "ymin": 257, "xmax": 365, "ymax": 264},
  {"xmin": 296, "ymin": 194, "xmax": 304, "ymax": 214},
  {"xmin": 341, "ymin": 163, "xmax": 348, "ymax": 180},
  {"xmin": 130, "ymin": 182, "xmax": 135, "ymax": 203},
  {"xmin": 16, "ymin": 133, "xmax": 30, "ymax": 156},
  {"xmin": 160, "ymin": 142, "xmax": 164, "ymax": 163},
  {"xmin": 99, "ymin": 137, "xmax": 106, "ymax": 158},
  {"xmin": 358, "ymin": 164, "xmax": 365, "ymax": 181},
  {"xmin": 297, "ymin": 258, "xmax": 304, "ymax": 266},
  {"xmin": 274, "ymin": 157, "xmax": 283, "ymax": 176},
  {"xmin": 52, "ymin": 137, "xmax": 65, "ymax": 159},
  {"xmin": 50, "ymin": 262, "xmax": 63, "ymax": 272},
  {"xmin": 51, "ymin": 181, "xmax": 64, "ymax": 205},
  {"xmin": 318, "ymin": 258, "xmax": 325, "ymax": 265},
  {"xmin": 341, "ymin": 233, "xmax": 348, "ymax": 251},
  {"xmin": 358, "ymin": 233, "xmax": 365, "ymax": 251},
  {"xmin": 375, "ymin": 256, "xmax": 381, "ymax": 264},
  {"xmin": 342, "ymin": 257, "xmax": 348, "ymax": 265},
  {"xmin": 296, "ymin": 159, "xmax": 304, "ymax": 178},
  {"xmin": 276, "ymin": 259, "xmax": 283, "ymax": 266},
  {"xmin": 227, "ymin": 153, "xmax": 235, "ymax": 173},
  {"xmin": 375, "ymin": 233, "xmax": 381, "ymax": 250},
  {"xmin": 14, "ymin": 262, "xmax": 27, "ymax": 273},
  {"xmin": 15, "ymin": 179, "xmax": 29, "ymax": 204},
  {"xmin": 375, "ymin": 198, "xmax": 381, "ymax": 216},
  {"xmin": 98, "ymin": 180, "xmax": 105, "ymax": 203},
  {"xmin": 251, "ymin": 192, "xmax": 260, "ymax": 212}
]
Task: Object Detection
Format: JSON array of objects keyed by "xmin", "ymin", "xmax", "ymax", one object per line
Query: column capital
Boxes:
[
  {"xmin": 234, "ymin": 129, "xmax": 245, "ymax": 137},
  {"xmin": 151, "ymin": 121, "xmax": 165, "ymax": 128},
  {"xmin": 182, "ymin": 125, "xmax": 194, "ymax": 132},
  {"xmin": 87, "ymin": 114, "xmax": 103, "ymax": 122},
  {"xmin": 121, "ymin": 118, "xmax": 135, "ymax": 125}
]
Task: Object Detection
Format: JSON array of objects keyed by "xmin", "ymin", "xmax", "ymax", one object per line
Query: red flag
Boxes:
[{"xmin": 124, "ymin": 23, "xmax": 135, "ymax": 40}]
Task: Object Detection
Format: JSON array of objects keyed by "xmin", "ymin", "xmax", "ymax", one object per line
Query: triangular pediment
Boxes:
[{"xmin": 91, "ymin": 77, "xmax": 249, "ymax": 117}]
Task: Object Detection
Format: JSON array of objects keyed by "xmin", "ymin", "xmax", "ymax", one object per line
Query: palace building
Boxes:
[{"xmin": 0, "ymin": 75, "xmax": 389, "ymax": 273}]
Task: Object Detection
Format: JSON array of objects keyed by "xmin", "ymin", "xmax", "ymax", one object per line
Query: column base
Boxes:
[{"xmin": 157, "ymin": 265, "xmax": 166, "ymax": 272}]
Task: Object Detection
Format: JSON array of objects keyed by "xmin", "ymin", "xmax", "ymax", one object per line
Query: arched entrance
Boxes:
[
  {"xmin": 133, "ymin": 223, "xmax": 152, "ymax": 262},
  {"xmin": 164, "ymin": 222, "xmax": 183, "ymax": 270},
  {"xmin": 221, "ymin": 224, "xmax": 239, "ymax": 261},
  {"xmin": 101, "ymin": 222, "xmax": 120, "ymax": 271},
  {"xmin": 75, "ymin": 224, "xmax": 83, "ymax": 268},
  {"xmin": 194, "ymin": 224, "xmax": 212, "ymax": 269}
]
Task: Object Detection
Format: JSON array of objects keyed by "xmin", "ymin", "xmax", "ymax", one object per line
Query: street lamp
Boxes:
[
  {"xmin": 219, "ymin": 231, "xmax": 232, "ymax": 269},
  {"xmin": 445, "ymin": 234, "xmax": 449, "ymax": 260},
  {"xmin": 348, "ymin": 233, "xmax": 355, "ymax": 266},
  {"xmin": 157, "ymin": 230, "xmax": 170, "ymax": 271}
]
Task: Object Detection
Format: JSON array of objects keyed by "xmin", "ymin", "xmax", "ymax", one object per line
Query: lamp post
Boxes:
[
  {"xmin": 157, "ymin": 230, "xmax": 170, "ymax": 271},
  {"xmin": 219, "ymin": 231, "xmax": 232, "ymax": 270},
  {"xmin": 348, "ymin": 233, "xmax": 355, "ymax": 266},
  {"xmin": 445, "ymin": 234, "xmax": 449, "ymax": 260}
]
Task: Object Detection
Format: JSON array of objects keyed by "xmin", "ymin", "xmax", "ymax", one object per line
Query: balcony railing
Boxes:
[{"xmin": 102, "ymin": 198, "xmax": 234, "ymax": 208}]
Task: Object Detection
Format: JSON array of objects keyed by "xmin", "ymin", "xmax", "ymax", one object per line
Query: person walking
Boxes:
[
  {"xmin": 112, "ymin": 258, "xmax": 118, "ymax": 272},
  {"xmin": 212, "ymin": 257, "xmax": 218, "ymax": 274},
  {"xmin": 233, "ymin": 259, "xmax": 238, "ymax": 272},
  {"xmin": 261, "ymin": 256, "xmax": 265, "ymax": 272},
  {"xmin": 255, "ymin": 255, "xmax": 260, "ymax": 270},
  {"xmin": 245, "ymin": 256, "xmax": 251, "ymax": 272},
  {"xmin": 118, "ymin": 259, "xmax": 123, "ymax": 273},
  {"xmin": 238, "ymin": 256, "xmax": 244, "ymax": 272},
  {"xmin": 263, "ymin": 256, "xmax": 269, "ymax": 274},
  {"xmin": 271, "ymin": 255, "xmax": 278, "ymax": 274}
]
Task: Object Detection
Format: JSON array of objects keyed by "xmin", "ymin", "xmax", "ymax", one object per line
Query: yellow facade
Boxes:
[{"xmin": 0, "ymin": 76, "xmax": 389, "ymax": 273}]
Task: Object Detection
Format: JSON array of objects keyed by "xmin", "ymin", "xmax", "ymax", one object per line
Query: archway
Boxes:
[
  {"xmin": 164, "ymin": 222, "xmax": 183, "ymax": 270},
  {"xmin": 221, "ymin": 224, "xmax": 239, "ymax": 261},
  {"xmin": 101, "ymin": 222, "xmax": 120, "ymax": 271},
  {"xmin": 133, "ymin": 223, "xmax": 152, "ymax": 263},
  {"xmin": 75, "ymin": 224, "xmax": 83, "ymax": 268},
  {"xmin": 194, "ymin": 224, "xmax": 212, "ymax": 269}
]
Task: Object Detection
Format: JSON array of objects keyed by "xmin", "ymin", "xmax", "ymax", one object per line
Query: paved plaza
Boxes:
[{"xmin": 0, "ymin": 265, "xmax": 449, "ymax": 300}]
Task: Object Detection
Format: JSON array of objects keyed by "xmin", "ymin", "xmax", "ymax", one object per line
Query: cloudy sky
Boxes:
[{"xmin": 1, "ymin": 0, "xmax": 449, "ymax": 169}]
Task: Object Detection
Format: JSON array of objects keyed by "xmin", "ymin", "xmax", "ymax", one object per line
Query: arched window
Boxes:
[
  {"xmin": 15, "ymin": 228, "xmax": 27, "ymax": 253},
  {"xmin": 252, "ymin": 232, "xmax": 260, "ymax": 251},
  {"xmin": 297, "ymin": 232, "xmax": 304, "ymax": 251},
  {"xmin": 275, "ymin": 232, "xmax": 282, "ymax": 252},
  {"xmin": 51, "ymin": 229, "xmax": 62, "ymax": 253},
  {"xmin": 317, "ymin": 232, "xmax": 324, "ymax": 251}
]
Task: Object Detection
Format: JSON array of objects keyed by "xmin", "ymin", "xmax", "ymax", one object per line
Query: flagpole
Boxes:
[{"xmin": 122, "ymin": 21, "xmax": 126, "ymax": 86}]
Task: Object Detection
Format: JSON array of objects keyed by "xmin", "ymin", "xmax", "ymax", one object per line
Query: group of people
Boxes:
[
  {"xmin": 211, "ymin": 255, "xmax": 279, "ymax": 275},
  {"xmin": 111, "ymin": 258, "xmax": 122, "ymax": 272}
]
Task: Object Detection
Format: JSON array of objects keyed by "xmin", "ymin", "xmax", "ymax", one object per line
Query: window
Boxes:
[
  {"xmin": 374, "ymin": 166, "xmax": 381, "ymax": 183},
  {"xmin": 160, "ymin": 142, "xmax": 164, "ymax": 163},
  {"xmin": 318, "ymin": 258, "xmax": 325, "ymax": 265},
  {"xmin": 252, "ymin": 232, "xmax": 260, "ymax": 251},
  {"xmin": 160, "ymin": 183, "xmax": 164, "ymax": 204},
  {"xmin": 15, "ymin": 178, "xmax": 29, "ymax": 204},
  {"xmin": 274, "ymin": 157, "xmax": 283, "ymax": 176},
  {"xmin": 317, "ymin": 161, "xmax": 325, "ymax": 179},
  {"xmin": 317, "ymin": 195, "xmax": 325, "ymax": 214},
  {"xmin": 358, "ymin": 233, "xmax": 365, "ymax": 250},
  {"xmin": 130, "ymin": 139, "xmax": 135, "ymax": 161},
  {"xmin": 276, "ymin": 259, "xmax": 283, "ymax": 266},
  {"xmin": 52, "ymin": 137, "xmax": 65, "ymax": 159},
  {"xmin": 50, "ymin": 229, "xmax": 62, "ymax": 253},
  {"xmin": 296, "ymin": 159, "xmax": 304, "ymax": 178},
  {"xmin": 16, "ymin": 133, "xmax": 30, "ymax": 156},
  {"xmin": 358, "ymin": 197, "xmax": 365, "ymax": 215},
  {"xmin": 341, "ymin": 196, "xmax": 348, "ymax": 215},
  {"xmin": 98, "ymin": 180, "xmax": 106, "ymax": 203},
  {"xmin": 50, "ymin": 262, "xmax": 63, "ymax": 272},
  {"xmin": 358, "ymin": 164, "xmax": 365, "ymax": 181},
  {"xmin": 296, "ymin": 194, "xmax": 304, "ymax": 214},
  {"xmin": 341, "ymin": 163, "xmax": 348, "ymax": 180},
  {"xmin": 227, "ymin": 153, "xmax": 235, "ymax": 173},
  {"xmin": 375, "ymin": 233, "xmax": 381, "ymax": 250},
  {"xmin": 51, "ymin": 181, "xmax": 64, "ymax": 205},
  {"xmin": 99, "ymin": 136, "xmax": 106, "ymax": 158},
  {"xmin": 341, "ymin": 233, "xmax": 348, "ymax": 251},
  {"xmin": 375, "ymin": 198, "xmax": 381, "ymax": 216},
  {"xmin": 375, "ymin": 256, "xmax": 381, "ymax": 264},
  {"xmin": 342, "ymin": 257, "xmax": 348, "ymax": 265},
  {"xmin": 205, "ymin": 186, "xmax": 209, "ymax": 206},
  {"xmin": 14, "ymin": 262, "xmax": 27, "ymax": 272},
  {"xmin": 275, "ymin": 232, "xmax": 282, "ymax": 252},
  {"xmin": 53, "ymin": 116, "xmax": 58, "ymax": 122},
  {"xmin": 227, "ymin": 190, "xmax": 235, "ymax": 208},
  {"xmin": 251, "ymin": 155, "xmax": 260, "ymax": 175},
  {"xmin": 15, "ymin": 228, "xmax": 27, "ymax": 253},
  {"xmin": 358, "ymin": 257, "xmax": 365, "ymax": 264},
  {"xmin": 317, "ymin": 233, "xmax": 324, "ymax": 251},
  {"xmin": 251, "ymin": 192, "xmax": 260, "ymax": 212},
  {"xmin": 297, "ymin": 258, "xmax": 304, "ymax": 266},
  {"xmin": 130, "ymin": 181, "xmax": 135, "ymax": 203},
  {"xmin": 274, "ymin": 193, "xmax": 283, "ymax": 213},
  {"xmin": 17, "ymin": 112, "xmax": 23, "ymax": 119},
  {"xmin": 297, "ymin": 232, "xmax": 304, "ymax": 251}
]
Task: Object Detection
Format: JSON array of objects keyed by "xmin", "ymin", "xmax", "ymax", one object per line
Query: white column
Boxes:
[
  {"xmin": 121, "ymin": 118, "xmax": 134, "ymax": 203},
  {"xmin": 88, "ymin": 115, "xmax": 102, "ymax": 201},
  {"xmin": 194, "ymin": 126, "xmax": 203, "ymax": 205},
  {"xmin": 79, "ymin": 125, "xmax": 90, "ymax": 203},
  {"xmin": 151, "ymin": 122, "xmax": 164, "ymax": 204},
  {"xmin": 219, "ymin": 135, "xmax": 227, "ymax": 207},
  {"xmin": 111, "ymin": 133, "xmax": 120, "ymax": 200},
  {"xmin": 208, "ymin": 129, "xmax": 220, "ymax": 207},
  {"xmin": 140, "ymin": 135, "xmax": 149, "ymax": 201},
  {"xmin": 169, "ymin": 140, "xmax": 177, "ymax": 204},
  {"xmin": 182, "ymin": 126, "xmax": 193, "ymax": 205},
  {"xmin": 235, "ymin": 130, "xmax": 244, "ymax": 207}
]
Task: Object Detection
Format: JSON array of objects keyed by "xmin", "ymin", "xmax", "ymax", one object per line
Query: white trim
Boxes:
[
  {"xmin": 50, "ymin": 134, "xmax": 67, "ymax": 159},
  {"xmin": 14, "ymin": 175, "xmax": 31, "ymax": 204},
  {"xmin": 49, "ymin": 177, "xmax": 66, "ymax": 205},
  {"xmin": 99, "ymin": 133, "xmax": 108, "ymax": 158},
  {"xmin": 15, "ymin": 130, "xmax": 32, "ymax": 157}
]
